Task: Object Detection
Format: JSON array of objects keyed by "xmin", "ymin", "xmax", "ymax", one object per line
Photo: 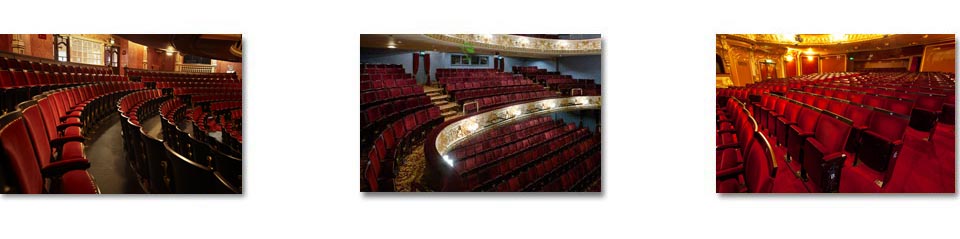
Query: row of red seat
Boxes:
[
  {"xmin": 466, "ymin": 91, "xmax": 556, "ymax": 112},
  {"xmin": 454, "ymin": 123, "xmax": 578, "ymax": 176},
  {"xmin": 1, "ymin": 56, "xmax": 112, "ymax": 75},
  {"xmin": 127, "ymin": 68, "xmax": 238, "ymax": 81},
  {"xmin": 360, "ymin": 85, "xmax": 425, "ymax": 107},
  {"xmin": 191, "ymin": 93, "xmax": 242, "ymax": 103},
  {"xmin": 360, "ymin": 64, "xmax": 404, "ymax": 74},
  {"xmin": 361, "ymin": 95, "xmax": 432, "ymax": 145},
  {"xmin": 443, "ymin": 79, "xmax": 530, "ymax": 92},
  {"xmin": 360, "ymin": 78, "xmax": 416, "ymax": 92},
  {"xmin": 452, "ymin": 85, "xmax": 544, "ymax": 104},
  {"xmin": 1, "ymin": 70, "xmax": 128, "ymax": 113},
  {"xmin": 438, "ymin": 75, "xmax": 521, "ymax": 84},
  {"xmin": 537, "ymin": 136, "xmax": 601, "ymax": 192},
  {"xmin": 365, "ymin": 106, "xmax": 443, "ymax": 191},
  {"xmin": 0, "ymin": 82, "xmax": 145, "ymax": 193},
  {"xmin": 360, "ymin": 73, "xmax": 412, "ymax": 82},
  {"xmin": 155, "ymin": 81, "xmax": 242, "ymax": 89},
  {"xmin": 718, "ymin": 75, "xmax": 953, "ymax": 193},
  {"xmin": 441, "ymin": 115, "xmax": 601, "ymax": 192},
  {"xmin": 797, "ymin": 84, "xmax": 953, "ymax": 133},
  {"xmin": 157, "ymin": 95, "xmax": 242, "ymax": 193},
  {"xmin": 446, "ymin": 117, "xmax": 555, "ymax": 158},
  {"xmin": 512, "ymin": 66, "xmax": 547, "ymax": 73}
]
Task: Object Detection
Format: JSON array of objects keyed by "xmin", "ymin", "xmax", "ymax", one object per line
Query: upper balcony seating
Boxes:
[
  {"xmin": 2, "ymin": 56, "xmax": 112, "ymax": 75},
  {"xmin": 127, "ymin": 68, "xmax": 237, "ymax": 82}
]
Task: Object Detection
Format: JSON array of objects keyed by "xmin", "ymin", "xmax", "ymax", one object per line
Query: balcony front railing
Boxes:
[{"xmin": 177, "ymin": 63, "xmax": 215, "ymax": 73}]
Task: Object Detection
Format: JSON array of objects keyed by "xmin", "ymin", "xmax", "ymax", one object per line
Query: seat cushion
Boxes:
[
  {"xmin": 61, "ymin": 141, "xmax": 85, "ymax": 160},
  {"xmin": 717, "ymin": 148, "xmax": 741, "ymax": 171},
  {"xmin": 59, "ymin": 170, "xmax": 98, "ymax": 194}
]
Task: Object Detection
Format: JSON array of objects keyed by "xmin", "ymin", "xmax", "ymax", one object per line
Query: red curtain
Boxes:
[
  {"xmin": 423, "ymin": 53, "xmax": 431, "ymax": 84},
  {"xmin": 412, "ymin": 53, "xmax": 420, "ymax": 76}
]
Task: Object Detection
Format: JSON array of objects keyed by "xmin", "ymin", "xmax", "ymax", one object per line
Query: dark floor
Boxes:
[{"xmin": 84, "ymin": 114, "xmax": 146, "ymax": 194}]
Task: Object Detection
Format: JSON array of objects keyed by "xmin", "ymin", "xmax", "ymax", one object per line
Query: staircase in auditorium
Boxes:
[{"xmin": 423, "ymin": 86, "xmax": 460, "ymax": 120}]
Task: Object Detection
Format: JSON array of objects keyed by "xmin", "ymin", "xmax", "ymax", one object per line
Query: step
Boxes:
[
  {"xmin": 424, "ymin": 87, "xmax": 442, "ymax": 94},
  {"xmin": 430, "ymin": 95, "xmax": 449, "ymax": 102},
  {"xmin": 438, "ymin": 103, "xmax": 459, "ymax": 112}
]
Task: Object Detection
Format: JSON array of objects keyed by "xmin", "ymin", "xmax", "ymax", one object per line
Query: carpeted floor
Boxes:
[
  {"xmin": 757, "ymin": 123, "xmax": 955, "ymax": 193},
  {"xmin": 84, "ymin": 115, "xmax": 146, "ymax": 194}
]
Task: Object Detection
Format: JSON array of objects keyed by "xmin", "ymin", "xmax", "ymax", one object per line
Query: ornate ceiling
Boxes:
[
  {"xmin": 360, "ymin": 34, "xmax": 601, "ymax": 58},
  {"xmin": 718, "ymin": 34, "xmax": 954, "ymax": 55}
]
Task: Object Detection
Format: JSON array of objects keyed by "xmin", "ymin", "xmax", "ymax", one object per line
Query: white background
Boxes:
[{"xmin": 2, "ymin": 0, "xmax": 959, "ymax": 238}]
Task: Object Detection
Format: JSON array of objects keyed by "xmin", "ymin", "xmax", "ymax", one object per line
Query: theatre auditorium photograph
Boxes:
[
  {"xmin": 360, "ymin": 34, "xmax": 601, "ymax": 192},
  {"xmin": 0, "ymin": 34, "xmax": 242, "ymax": 194},
  {"xmin": 715, "ymin": 34, "xmax": 955, "ymax": 193}
]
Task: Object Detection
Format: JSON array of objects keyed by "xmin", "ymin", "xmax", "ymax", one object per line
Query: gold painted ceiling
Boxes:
[{"xmin": 719, "ymin": 34, "xmax": 954, "ymax": 55}]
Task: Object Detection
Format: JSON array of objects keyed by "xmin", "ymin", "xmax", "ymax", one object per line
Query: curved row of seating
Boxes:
[
  {"xmin": 360, "ymin": 64, "xmax": 442, "ymax": 192},
  {"xmin": 118, "ymin": 86, "xmax": 242, "ymax": 194},
  {"xmin": 360, "ymin": 85, "xmax": 426, "ymax": 107},
  {"xmin": 443, "ymin": 116, "xmax": 601, "ymax": 192},
  {"xmin": 446, "ymin": 117, "xmax": 556, "ymax": 159},
  {"xmin": 1, "ymin": 55, "xmax": 113, "ymax": 75},
  {"xmin": 364, "ymin": 105, "xmax": 443, "ymax": 191},
  {"xmin": 1, "ymin": 70, "xmax": 128, "ymax": 113},
  {"xmin": 0, "ymin": 81, "xmax": 145, "ymax": 193},
  {"xmin": 438, "ymin": 75, "xmax": 522, "ymax": 84},
  {"xmin": 360, "ymin": 63, "xmax": 404, "ymax": 73},
  {"xmin": 187, "ymin": 100, "xmax": 243, "ymax": 156},
  {"xmin": 126, "ymin": 68, "xmax": 238, "ymax": 82},
  {"xmin": 159, "ymin": 97, "xmax": 241, "ymax": 193},
  {"xmin": 360, "ymin": 77, "xmax": 416, "ymax": 92},
  {"xmin": 466, "ymin": 91, "xmax": 556, "ymax": 112},
  {"xmin": 452, "ymin": 84, "xmax": 544, "ymax": 104}
]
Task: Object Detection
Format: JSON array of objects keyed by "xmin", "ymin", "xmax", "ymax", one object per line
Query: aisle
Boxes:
[{"xmin": 84, "ymin": 114, "xmax": 146, "ymax": 194}]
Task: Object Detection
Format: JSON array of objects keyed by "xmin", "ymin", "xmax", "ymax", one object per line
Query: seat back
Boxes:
[
  {"xmin": 886, "ymin": 100, "xmax": 913, "ymax": 115},
  {"xmin": 0, "ymin": 112, "xmax": 44, "ymax": 194},
  {"xmin": 16, "ymin": 101, "xmax": 53, "ymax": 169},
  {"xmin": 796, "ymin": 107, "xmax": 820, "ymax": 132},
  {"xmin": 744, "ymin": 132, "xmax": 777, "ymax": 193},
  {"xmin": 867, "ymin": 111, "xmax": 909, "ymax": 143},
  {"xmin": 813, "ymin": 113, "xmax": 852, "ymax": 154}
]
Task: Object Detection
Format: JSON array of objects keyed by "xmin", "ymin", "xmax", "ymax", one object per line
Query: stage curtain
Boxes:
[
  {"xmin": 424, "ymin": 53, "xmax": 431, "ymax": 84},
  {"xmin": 412, "ymin": 53, "xmax": 420, "ymax": 76}
]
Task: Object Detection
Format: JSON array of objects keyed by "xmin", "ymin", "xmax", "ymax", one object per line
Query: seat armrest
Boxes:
[
  {"xmin": 41, "ymin": 158, "xmax": 91, "ymax": 177},
  {"xmin": 51, "ymin": 136, "xmax": 85, "ymax": 148},
  {"xmin": 822, "ymin": 152, "xmax": 847, "ymax": 163},
  {"xmin": 717, "ymin": 165, "xmax": 744, "ymax": 179}
]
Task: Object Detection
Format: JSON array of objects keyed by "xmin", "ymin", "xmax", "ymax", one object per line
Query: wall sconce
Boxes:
[{"xmin": 785, "ymin": 55, "xmax": 794, "ymax": 62}]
